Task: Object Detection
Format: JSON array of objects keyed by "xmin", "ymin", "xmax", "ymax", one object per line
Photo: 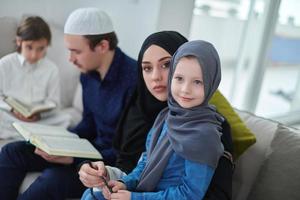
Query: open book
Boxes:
[
  {"xmin": 4, "ymin": 96, "xmax": 56, "ymax": 118},
  {"xmin": 12, "ymin": 122, "xmax": 102, "ymax": 159}
]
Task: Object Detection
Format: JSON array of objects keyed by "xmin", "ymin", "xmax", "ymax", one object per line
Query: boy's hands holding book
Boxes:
[
  {"xmin": 4, "ymin": 96, "xmax": 56, "ymax": 118},
  {"xmin": 34, "ymin": 147, "xmax": 74, "ymax": 164},
  {"xmin": 12, "ymin": 109, "xmax": 40, "ymax": 122}
]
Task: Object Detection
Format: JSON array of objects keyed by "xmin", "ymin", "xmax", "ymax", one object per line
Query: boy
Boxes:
[{"xmin": 0, "ymin": 16, "xmax": 70, "ymax": 139}]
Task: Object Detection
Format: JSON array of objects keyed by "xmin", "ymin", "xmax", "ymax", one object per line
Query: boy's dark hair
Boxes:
[
  {"xmin": 16, "ymin": 16, "xmax": 51, "ymax": 52},
  {"xmin": 84, "ymin": 32, "xmax": 118, "ymax": 51}
]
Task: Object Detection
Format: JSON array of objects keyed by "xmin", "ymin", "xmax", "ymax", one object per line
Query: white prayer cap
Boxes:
[{"xmin": 64, "ymin": 8, "xmax": 114, "ymax": 35}]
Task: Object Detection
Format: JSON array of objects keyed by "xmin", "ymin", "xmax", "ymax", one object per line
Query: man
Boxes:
[{"xmin": 0, "ymin": 8, "xmax": 137, "ymax": 200}]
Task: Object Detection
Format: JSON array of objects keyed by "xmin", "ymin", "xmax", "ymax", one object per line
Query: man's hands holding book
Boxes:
[{"xmin": 34, "ymin": 148, "xmax": 74, "ymax": 164}]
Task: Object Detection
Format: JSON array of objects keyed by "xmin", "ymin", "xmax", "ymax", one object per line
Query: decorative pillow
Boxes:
[
  {"xmin": 247, "ymin": 124, "xmax": 300, "ymax": 200},
  {"xmin": 209, "ymin": 90, "xmax": 256, "ymax": 159}
]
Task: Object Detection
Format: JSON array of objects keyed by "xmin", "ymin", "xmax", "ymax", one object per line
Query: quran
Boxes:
[
  {"xmin": 12, "ymin": 122, "xmax": 102, "ymax": 159},
  {"xmin": 4, "ymin": 96, "xmax": 56, "ymax": 118}
]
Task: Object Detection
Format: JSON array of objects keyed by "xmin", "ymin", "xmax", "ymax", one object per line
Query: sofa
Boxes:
[{"xmin": 1, "ymin": 16, "xmax": 300, "ymax": 200}]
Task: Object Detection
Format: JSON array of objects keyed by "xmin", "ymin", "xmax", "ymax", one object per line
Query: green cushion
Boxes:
[{"xmin": 209, "ymin": 90, "xmax": 256, "ymax": 159}]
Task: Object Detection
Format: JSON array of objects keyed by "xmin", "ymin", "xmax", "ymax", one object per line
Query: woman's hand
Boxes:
[{"xmin": 78, "ymin": 161, "xmax": 108, "ymax": 188}]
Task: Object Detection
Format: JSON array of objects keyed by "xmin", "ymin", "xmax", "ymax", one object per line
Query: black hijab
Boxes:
[{"xmin": 113, "ymin": 31, "xmax": 188, "ymax": 173}]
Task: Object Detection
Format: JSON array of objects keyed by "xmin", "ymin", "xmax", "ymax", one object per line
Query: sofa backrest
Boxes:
[
  {"xmin": 0, "ymin": 17, "xmax": 17, "ymax": 58},
  {"xmin": 46, "ymin": 22, "xmax": 80, "ymax": 108}
]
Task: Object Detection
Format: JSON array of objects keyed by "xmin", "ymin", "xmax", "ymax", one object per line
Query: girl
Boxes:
[
  {"xmin": 0, "ymin": 16, "xmax": 70, "ymax": 139},
  {"xmin": 79, "ymin": 38, "xmax": 232, "ymax": 199}
]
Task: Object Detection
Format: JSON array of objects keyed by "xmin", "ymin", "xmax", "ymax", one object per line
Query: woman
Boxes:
[{"xmin": 79, "ymin": 32, "xmax": 233, "ymax": 200}]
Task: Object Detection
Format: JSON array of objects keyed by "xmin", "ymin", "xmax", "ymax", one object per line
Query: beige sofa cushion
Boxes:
[
  {"xmin": 47, "ymin": 23, "xmax": 80, "ymax": 108},
  {"xmin": 0, "ymin": 139, "xmax": 16, "ymax": 149},
  {"xmin": 61, "ymin": 83, "xmax": 83, "ymax": 127},
  {"xmin": 233, "ymin": 110, "xmax": 278, "ymax": 200},
  {"xmin": 247, "ymin": 125, "xmax": 300, "ymax": 200},
  {"xmin": 72, "ymin": 83, "xmax": 83, "ymax": 112},
  {"xmin": 0, "ymin": 17, "xmax": 17, "ymax": 58},
  {"xmin": 19, "ymin": 172, "xmax": 40, "ymax": 193}
]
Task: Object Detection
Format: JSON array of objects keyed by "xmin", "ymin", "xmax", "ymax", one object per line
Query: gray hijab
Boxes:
[{"xmin": 136, "ymin": 40, "xmax": 224, "ymax": 192}]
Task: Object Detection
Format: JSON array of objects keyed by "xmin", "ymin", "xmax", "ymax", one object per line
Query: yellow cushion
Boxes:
[{"xmin": 209, "ymin": 90, "xmax": 256, "ymax": 159}]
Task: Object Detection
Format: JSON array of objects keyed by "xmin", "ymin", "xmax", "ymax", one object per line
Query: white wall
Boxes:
[
  {"xmin": 0, "ymin": 0, "xmax": 162, "ymax": 58},
  {"xmin": 157, "ymin": 0, "xmax": 194, "ymax": 38}
]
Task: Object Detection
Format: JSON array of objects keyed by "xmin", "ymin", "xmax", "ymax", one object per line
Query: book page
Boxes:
[
  {"xmin": 30, "ymin": 101, "xmax": 56, "ymax": 114},
  {"xmin": 12, "ymin": 122, "xmax": 78, "ymax": 141},
  {"xmin": 30, "ymin": 135, "xmax": 102, "ymax": 159}
]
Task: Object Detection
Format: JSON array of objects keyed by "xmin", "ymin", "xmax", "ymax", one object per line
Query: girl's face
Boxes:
[
  {"xmin": 142, "ymin": 45, "xmax": 171, "ymax": 101},
  {"xmin": 17, "ymin": 38, "xmax": 48, "ymax": 64},
  {"xmin": 171, "ymin": 57, "xmax": 205, "ymax": 108}
]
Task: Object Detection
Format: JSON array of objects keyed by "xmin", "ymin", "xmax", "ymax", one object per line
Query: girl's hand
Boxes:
[
  {"xmin": 110, "ymin": 190, "xmax": 131, "ymax": 200},
  {"xmin": 102, "ymin": 180, "xmax": 127, "ymax": 199},
  {"xmin": 110, "ymin": 180, "xmax": 127, "ymax": 193}
]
